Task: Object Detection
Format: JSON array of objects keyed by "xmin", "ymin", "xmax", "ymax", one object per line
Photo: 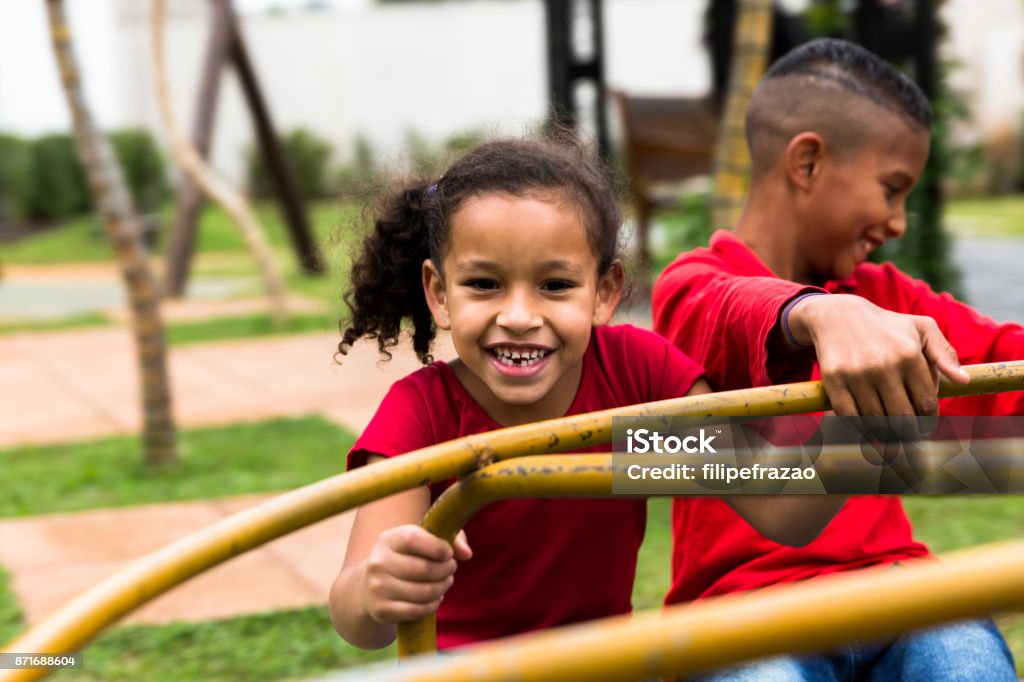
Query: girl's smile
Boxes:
[{"xmin": 423, "ymin": 192, "xmax": 621, "ymax": 426}]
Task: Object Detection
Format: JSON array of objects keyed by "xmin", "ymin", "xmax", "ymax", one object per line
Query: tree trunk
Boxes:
[
  {"xmin": 711, "ymin": 0, "xmax": 773, "ymax": 230},
  {"xmin": 45, "ymin": 0, "xmax": 177, "ymax": 466},
  {"xmin": 151, "ymin": 0, "xmax": 289, "ymax": 327}
]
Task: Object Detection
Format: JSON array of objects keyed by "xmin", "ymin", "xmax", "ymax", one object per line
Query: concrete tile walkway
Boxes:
[
  {"xmin": 0, "ymin": 323, "xmax": 453, "ymax": 627},
  {"xmin": 0, "ymin": 496, "xmax": 354, "ymax": 626},
  {"xmin": 0, "ymin": 326, "xmax": 454, "ymax": 448}
]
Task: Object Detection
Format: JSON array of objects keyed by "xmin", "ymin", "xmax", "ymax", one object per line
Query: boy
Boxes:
[{"xmin": 653, "ymin": 38, "xmax": 1020, "ymax": 679}]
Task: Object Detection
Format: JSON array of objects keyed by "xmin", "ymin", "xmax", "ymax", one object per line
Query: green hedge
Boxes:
[
  {"xmin": 0, "ymin": 129, "xmax": 168, "ymax": 223},
  {"xmin": 247, "ymin": 127, "xmax": 334, "ymax": 201},
  {"xmin": 0, "ymin": 134, "xmax": 31, "ymax": 221},
  {"xmin": 110, "ymin": 128, "xmax": 171, "ymax": 214},
  {"xmin": 25, "ymin": 133, "xmax": 91, "ymax": 221}
]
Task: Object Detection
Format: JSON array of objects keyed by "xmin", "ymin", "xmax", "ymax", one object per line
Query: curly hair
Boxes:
[{"xmin": 338, "ymin": 136, "xmax": 623, "ymax": 364}]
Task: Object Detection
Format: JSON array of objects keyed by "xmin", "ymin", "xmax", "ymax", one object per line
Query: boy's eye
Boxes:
[
  {"xmin": 464, "ymin": 278, "xmax": 499, "ymax": 291},
  {"xmin": 883, "ymin": 183, "xmax": 902, "ymax": 200},
  {"xmin": 541, "ymin": 280, "xmax": 575, "ymax": 292}
]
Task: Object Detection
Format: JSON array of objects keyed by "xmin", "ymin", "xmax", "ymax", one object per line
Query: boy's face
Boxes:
[{"xmin": 799, "ymin": 114, "xmax": 930, "ymax": 284}]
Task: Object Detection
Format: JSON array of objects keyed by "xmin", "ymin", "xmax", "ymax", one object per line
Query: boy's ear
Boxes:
[
  {"xmin": 785, "ymin": 132, "xmax": 826, "ymax": 191},
  {"xmin": 422, "ymin": 259, "xmax": 451, "ymax": 330},
  {"xmin": 592, "ymin": 260, "xmax": 625, "ymax": 326}
]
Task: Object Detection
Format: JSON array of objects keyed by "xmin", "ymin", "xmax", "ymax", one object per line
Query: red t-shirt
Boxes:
[
  {"xmin": 348, "ymin": 324, "xmax": 704, "ymax": 648},
  {"xmin": 652, "ymin": 230, "xmax": 1024, "ymax": 604}
]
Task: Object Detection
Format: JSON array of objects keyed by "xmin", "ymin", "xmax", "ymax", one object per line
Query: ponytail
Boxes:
[
  {"xmin": 339, "ymin": 135, "xmax": 624, "ymax": 365},
  {"xmin": 339, "ymin": 182, "xmax": 441, "ymax": 364}
]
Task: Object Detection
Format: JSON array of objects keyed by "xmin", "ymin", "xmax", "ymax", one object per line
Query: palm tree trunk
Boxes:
[
  {"xmin": 711, "ymin": 0, "xmax": 773, "ymax": 230},
  {"xmin": 45, "ymin": 0, "xmax": 177, "ymax": 466},
  {"xmin": 151, "ymin": 0, "xmax": 289, "ymax": 327}
]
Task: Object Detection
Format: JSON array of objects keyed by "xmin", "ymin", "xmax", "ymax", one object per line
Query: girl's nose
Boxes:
[{"xmin": 496, "ymin": 292, "xmax": 542, "ymax": 333}]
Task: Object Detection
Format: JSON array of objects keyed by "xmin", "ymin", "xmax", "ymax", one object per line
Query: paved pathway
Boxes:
[
  {"xmin": 0, "ymin": 324, "xmax": 451, "ymax": 627},
  {"xmin": 0, "ymin": 326, "xmax": 451, "ymax": 449},
  {"xmin": 0, "ymin": 258, "xmax": 463, "ymax": 629}
]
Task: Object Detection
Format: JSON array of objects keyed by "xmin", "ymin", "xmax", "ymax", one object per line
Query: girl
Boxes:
[{"xmin": 328, "ymin": 137, "xmax": 830, "ymax": 651}]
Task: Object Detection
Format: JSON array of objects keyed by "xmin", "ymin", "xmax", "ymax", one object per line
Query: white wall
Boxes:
[
  {"xmin": 0, "ymin": 0, "xmax": 119, "ymax": 135},
  {"xmin": 115, "ymin": 0, "xmax": 710, "ymax": 182},
  {"xmin": 942, "ymin": 0, "xmax": 1024, "ymax": 140},
  {"xmin": 2, "ymin": 0, "xmax": 1022, "ymax": 185}
]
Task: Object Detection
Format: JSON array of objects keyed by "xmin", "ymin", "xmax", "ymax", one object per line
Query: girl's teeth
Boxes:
[{"xmin": 494, "ymin": 348, "xmax": 548, "ymax": 367}]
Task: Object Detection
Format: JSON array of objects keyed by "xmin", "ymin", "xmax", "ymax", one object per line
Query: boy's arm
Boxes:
[
  {"xmin": 785, "ymin": 293, "xmax": 969, "ymax": 417},
  {"xmin": 653, "ymin": 262, "xmax": 823, "ymax": 389},
  {"xmin": 654, "ymin": 257, "xmax": 970, "ymax": 417},
  {"xmin": 685, "ymin": 379, "xmax": 845, "ymax": 546}
]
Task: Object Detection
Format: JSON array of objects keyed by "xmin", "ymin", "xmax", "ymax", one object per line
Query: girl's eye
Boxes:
[
  {"xmin": 464, "ymin": 279, "xmax": 499, "ymax": 291},
  {"xmin": 541, "ymin": 280, "xmax": 575, "ymax": 292},
  {"xmin": 883, "ymin": 183, "xmax": 901, "ymax": 200}
]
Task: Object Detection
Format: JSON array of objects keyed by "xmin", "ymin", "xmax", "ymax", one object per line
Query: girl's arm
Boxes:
[
  {"xmin": 686, "ymin": 379, "xmax": 846, "ymax": 547},
  {"xmin": 328, "ymin": 455, "xmax": 472, "ymax": 649}
]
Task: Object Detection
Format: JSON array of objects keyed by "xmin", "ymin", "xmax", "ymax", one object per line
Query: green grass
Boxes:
[
  {"xmin": 0, "ymin": 417, "xmax": 385, "ymax": 681},
  {"xmin": 0, "ymin": 199, "xmax": 355, "ymax": 339},
  {"xmin": 0, "ymin": 312, "xmax": 110, "ymax": 336},
  {"xmin": 946, "ymin": 196, "xmax": 1024, "ymax": 237},
  {"xmin": 0, "ymin": 201, "xmax": 358, "ymax": 265},
  {"xmin": 633, "ymin": 498, "xmax": 673, "ymax": 611},
  {"xmin": 166, "ymin": 312, "xmax": 338, "ymax": 346},
  {"xmin": 51, "ymin": 609, "xmax": 393, "ymax": 682},
  {"xmin": 0, "ymin": 568, "xmax": 24, "ymax": 646},
  {"xmin": 0, "ymin": 416, "xmax": 353, "ymax": 517}
]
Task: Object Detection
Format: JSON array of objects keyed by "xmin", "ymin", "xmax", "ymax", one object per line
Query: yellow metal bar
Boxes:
[
  {"xmin": 397, "ymin": 455, "xmax": 616, "ymax": 656},
  {"xmin": 376, "ymin": 539, "xmax": 1024, "ymax": 682},
  {"xmin": 397, "ymin": 438, "xmax": 1024, "ymax": 655},
  {"xmin": 2, "ymin": 362, "xmax": 1022, "ymax": 681}
]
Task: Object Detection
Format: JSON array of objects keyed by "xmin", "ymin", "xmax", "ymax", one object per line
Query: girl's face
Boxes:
[{"xmin": 423, "ymin": 193, "xmax": 622, "ymax": 426}]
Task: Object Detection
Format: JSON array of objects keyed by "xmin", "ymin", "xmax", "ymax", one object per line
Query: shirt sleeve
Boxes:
[
  {"xmin": 347, "ymin": 376, "xmax": 436, "ymax": 470},
  {"xmin": 656, "ymin": 335, "xmax": 707, "ymax": 400},
  {"xmin": 653, "ymin": 256, "xmax": 825, "ymax": 389},
  {"xmin": 875, "ymin": 264, "xmax": 1024, "ymax": 416}
]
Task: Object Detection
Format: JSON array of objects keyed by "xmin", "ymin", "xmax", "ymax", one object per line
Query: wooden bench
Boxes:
[{"xmin": 612, "ymin": 90, "xmax": 718, "ymax": 281}]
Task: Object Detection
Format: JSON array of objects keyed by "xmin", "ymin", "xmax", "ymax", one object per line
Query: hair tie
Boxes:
[{"xmin": 425, "ymin": 174, "xmax": 445, "ymax": 200}]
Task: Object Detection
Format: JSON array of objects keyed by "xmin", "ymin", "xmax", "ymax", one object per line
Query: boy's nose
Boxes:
[
  {"xmin": 886, "ymin": 205, "xmax": 908, "ymax": 239},
  {"xmin": 496, "ymin": 292, "xmax": 542, "ymax": 333}
]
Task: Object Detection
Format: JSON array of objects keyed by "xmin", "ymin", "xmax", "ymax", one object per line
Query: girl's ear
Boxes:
[
  {"xmin": 592, "ymin": 260, "xmax": 625, "ymax": 326},
  {"xmin": 422, "ymin": 259, "xmax": 451, "ymax": 330},
  {"xmin": 785, "ymin": 132, "xmax": 826, "ymax": 191}
]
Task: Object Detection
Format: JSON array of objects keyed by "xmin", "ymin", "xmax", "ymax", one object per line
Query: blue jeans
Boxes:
[{"xmin": 691, "ymin": 619, "xmax": 1016, "ymax": 681}]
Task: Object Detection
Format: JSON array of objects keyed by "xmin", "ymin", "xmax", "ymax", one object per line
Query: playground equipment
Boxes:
[
  {"xmin": 341, "ymin": 538, "xmax": 1024, "ymax": 681},
  {"xmin": 152, "ymin": 0, "xmax": 288, "ymax": 326},
  {"xmin": 160, "ymin": 0, "xmax": 322, "ymax": 297},
  {"xmin": 2, "ymin": 361, "xmax": 1023, "ymax": 681}
]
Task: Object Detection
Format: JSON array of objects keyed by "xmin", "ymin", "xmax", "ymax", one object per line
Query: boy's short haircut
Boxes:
[{"xmin": 745, "ymin": 38, "xmax": 933, "ymax": 175}]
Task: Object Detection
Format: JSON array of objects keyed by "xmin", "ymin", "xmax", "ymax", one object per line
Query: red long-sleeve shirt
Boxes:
[{"xmin": 653, "ymin": 230, "xmax": 1024, "ymax": 604}]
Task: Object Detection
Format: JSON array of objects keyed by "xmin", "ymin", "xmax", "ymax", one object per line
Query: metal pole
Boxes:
[
  {"xmin": 226, "ymin": 9, "xmax": 323, "ymax": 274},
  {"xmin": 3, "ymin": 362, "xmax": 1023, "ymax": 680},
  {"xmin": 344, "ymin": 539, "xmax": 1024, "ymax": 682},
  {"xmin": 163, "ymin": 0, "xmax": 233, "ymax": 298}
]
